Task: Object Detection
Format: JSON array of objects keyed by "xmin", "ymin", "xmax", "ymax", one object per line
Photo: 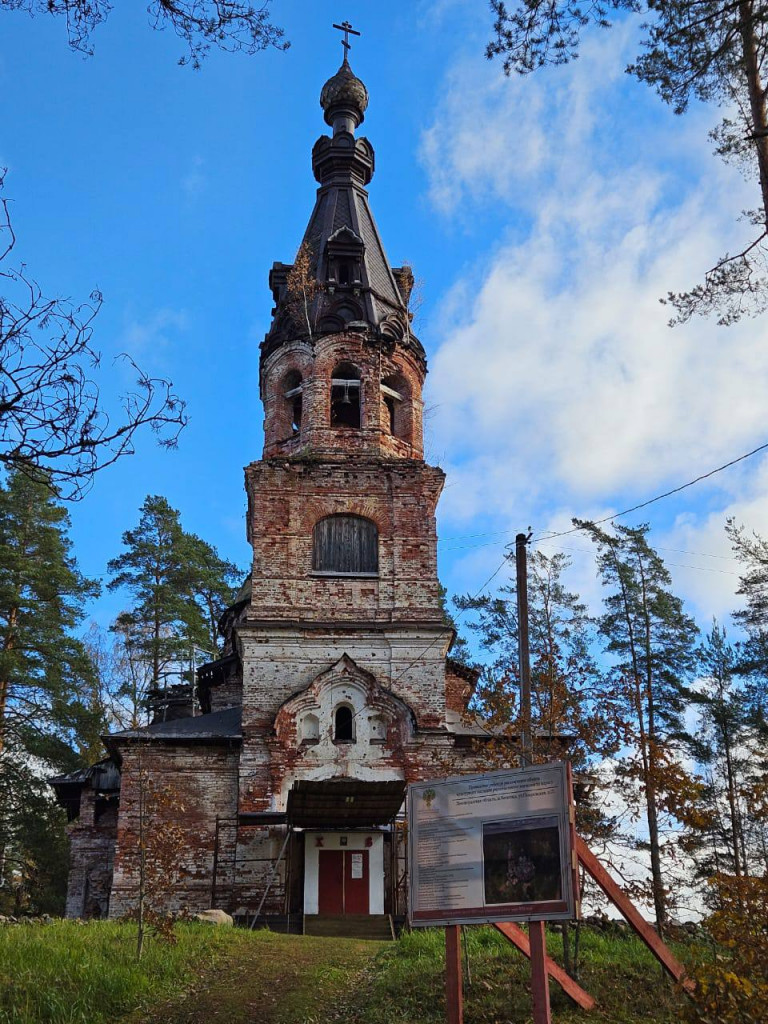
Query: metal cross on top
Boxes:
[{"xmin": 333, "ymin": 20, "xmax": 360, "ymax": 58}]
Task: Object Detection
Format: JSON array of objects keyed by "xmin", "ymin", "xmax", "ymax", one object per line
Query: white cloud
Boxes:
[
  {"xmin": 422, "ymin": 26, "xmax": 768, "ymax": 628},
  {"xmin": 118, "ymin": 308, "xmax": 189, "ymax": 370}
]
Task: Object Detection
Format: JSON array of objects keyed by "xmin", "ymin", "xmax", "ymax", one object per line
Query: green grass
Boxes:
[
  {"xmin": 335, "ymin": 925, "xmax": 694, "ymax": 1024},
  {"xmin": 0, "ymin": 920, "xmax": 703, "ymax": 1024},
  {"xmin": 0, "ymin": 920, "xmax": 256, "ymax": 1024}
]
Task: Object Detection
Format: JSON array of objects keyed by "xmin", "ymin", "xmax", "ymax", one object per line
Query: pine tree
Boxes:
[
  {"xmin": 178, "ymin": 532, "xmax": 243, "ymax": 659},
  {"xmin": 107, "ymin": 496, "xmax": 191, "ymax": 693},
  {"xmin": 456, "ymin": 548, "xmax": 619, "ymax": 768},
  {"xmin": 723, "ymin": 518, "xmax": 768, "ymax": 872},
  {"xmin": 0, "ymin": 469, "xmax": 101, "ymax": 762},
  {"xmin": 107, "ymin": 495, "xmax": 244, "ymax": 699},
  {"xmin": 686, "ymin": 622, "xmax": 751, "ymax": 880},
  {"xmin": 577, "ymin": 520, "xmax": 700, "ymax": 934},
  {"xmin": 726, "ymin": 517, "xmax": 768, "ymax": 718},
  {"xmin": 0, "ymin": 468, "xmax": 100, "ymax": 911}
]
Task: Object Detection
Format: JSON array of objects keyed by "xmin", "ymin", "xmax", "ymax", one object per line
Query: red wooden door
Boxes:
[
  {"xmin": 318, "ymin": 849, "xmax": 369, "ymax": 914},
  {"xmin": 344, "ymin": 850, "xmax": 369, "ymax": 914},
  {"xmin": 318, "ymin": 851, "xmax": 344, "ymax": 913}
]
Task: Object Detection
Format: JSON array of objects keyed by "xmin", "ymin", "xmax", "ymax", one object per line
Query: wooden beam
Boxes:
[
  {"xmin": 576, "ymin": 837, "xmax": 694, "ymax": 993},
  {"xmin": 445, "ymin": 924, "xmax": 464, "ymax": 1024},
  {"xmin": 493, "ymin": 922, "xmax": 596, "ymax": 1010},
  {"xmin": 529, "ymin": 921, "xmax": 553, "ymax": 1024}
]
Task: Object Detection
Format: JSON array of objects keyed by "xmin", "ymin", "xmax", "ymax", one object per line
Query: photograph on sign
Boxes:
[
  {"xmin": 483, "ymin": 815, "xmax": 563, "ymax": 905},
  {"xmin": 408, "ymin": 763, "xmax": 576, "ymax": 926}
]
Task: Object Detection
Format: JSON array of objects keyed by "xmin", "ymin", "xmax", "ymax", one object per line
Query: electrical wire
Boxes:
[
  {"xmin": 391, "ymin": 439, "xmax": 768, "ymax": 685},
  {"xmin": 535, "ymin": 439, "xmax": 768, "ymax": 542}
]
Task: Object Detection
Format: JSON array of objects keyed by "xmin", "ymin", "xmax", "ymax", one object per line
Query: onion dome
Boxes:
[{"xmin": 320, "ymin": 57, "xmax": 369, "ymax": 130}]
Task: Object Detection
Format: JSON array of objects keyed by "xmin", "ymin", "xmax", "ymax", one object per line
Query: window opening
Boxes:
[
  {"xmin": 338, "ymin": 263, "xmax": 351, "ymax": 285},
  {"xmin": 335, "ymin": 705, "xmax": 354, "ymax": 742},
  {"xmin": 312, "ymin": 515, "xmax": 378, "ymax": 574},
  {"xmin": 283, "ymin": 371, "xmax": 303, "ymax": 437},
  {"xmin": 380, "ymin": 379, "xmax": 407, "ymax": 440},
  {"xmin": 384, "ymin": 395, "xmax": 396, "ymax": 434},
  {"xmin": 290, "ymin": 393, "xmax": 302, "ymax": 434},
  {"xmin": 331, "ymin": 362, "xmax": 361, "ymax": 429}
]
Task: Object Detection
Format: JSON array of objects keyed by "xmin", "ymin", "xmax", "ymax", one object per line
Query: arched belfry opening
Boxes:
[
  {"xmin": 381, "ymin": 373, "xmax": 411, "ymax": 441},
  {"xmin": 283, "ymin": 369, "xmax": 303, "ymax": 436},
  {"xmin": 331, "ymin": 361, "xmax": 361, "ymax": 428}
]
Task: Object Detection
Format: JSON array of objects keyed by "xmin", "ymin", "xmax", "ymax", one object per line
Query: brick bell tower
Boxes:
[
  {"xmin": 232, "ymin": 49, "xmax": 485, "ymax": 926},
  {"xmin": 240, "ymin": 53, "xmax": 447, "ymax": 751}
]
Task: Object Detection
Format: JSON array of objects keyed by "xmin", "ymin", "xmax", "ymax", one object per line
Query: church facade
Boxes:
[{"xmin": 52, "ymin": 55, "xmax": 494, "ymax": 931}]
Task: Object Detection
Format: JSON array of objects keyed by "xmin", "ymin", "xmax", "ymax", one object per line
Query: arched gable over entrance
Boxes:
[{"xmin": 273, "ymin": 654, "xmax": 415, "ymax": 768}]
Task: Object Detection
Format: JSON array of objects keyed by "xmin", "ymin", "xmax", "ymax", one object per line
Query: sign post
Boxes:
[
  {"xmin": 445, "ymin": 924, "xmax": 463, "ymax": 1024},
  {"xmin": 529, "ymin": 921, "xmax": 552, "ymax": 1023},
  {"xmin": 409, "ymin": 764, "xmax": 576, "ymax": 1023}
]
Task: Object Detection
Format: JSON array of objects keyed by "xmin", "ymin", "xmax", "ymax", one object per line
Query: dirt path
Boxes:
[{"xmin": 130, "ymin": 931, "xmax": 382, "ymax": 1024}]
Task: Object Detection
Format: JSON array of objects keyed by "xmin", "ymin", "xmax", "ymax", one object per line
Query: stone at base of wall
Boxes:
[{"xmin": 194, "ymin": 909, "xmax": 234, "ymax": 926}]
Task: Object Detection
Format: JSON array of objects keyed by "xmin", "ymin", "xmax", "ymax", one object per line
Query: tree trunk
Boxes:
[
  {"xmin": 739, "ymin": 0, "xmax": 768, "ymax": 228},
  {"xmin": 722, "ymin": 723, "xmax": 743, "ymax": 876},
  {"xmin": 637, "ymin": 556, "xmax": 667, "ymax": 936},
  {"xmin": 0, "ymin": 606, "xmax": 18, "ymax": 757},
  {"xmin": 561, "ymin": 921, "xmax": 572, "ymax": 976},
  {"xmin": 644, "ymin": 762, "xmax": 667, "ymax": 937}
]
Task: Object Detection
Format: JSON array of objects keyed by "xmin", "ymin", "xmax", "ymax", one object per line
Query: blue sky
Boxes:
[{"xmin": 3, "ymin": 0, "xmax": 767, "ymax": 637}]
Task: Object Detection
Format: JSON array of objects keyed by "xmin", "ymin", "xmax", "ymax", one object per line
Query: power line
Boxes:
[
  {"xmin": 436, "ymin": 438, "xmax": 768, "ymax": 549},
  {"xmin": 535, "ymin": 539, "xmax": 742, "ymax": 577},
  {"xmin": 535, "ymin": 439, "xmax": 768, "ymax": 542},
  {"xmin": 387, "ymin": 550, "xmax": 514, "ymax": 690}
]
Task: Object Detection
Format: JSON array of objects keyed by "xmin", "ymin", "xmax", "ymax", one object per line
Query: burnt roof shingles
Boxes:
[{"xmin": 108, "ymin": 706, "xmax": 242, "ymax": 743}]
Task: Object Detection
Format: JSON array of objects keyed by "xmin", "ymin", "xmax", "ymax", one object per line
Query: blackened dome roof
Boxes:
[{"xmin": 320, "ymin": 58, "xmax": 369, "ymax": 126}]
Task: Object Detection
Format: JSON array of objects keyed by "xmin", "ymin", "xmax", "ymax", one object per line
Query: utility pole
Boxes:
[{"xmin": 516, "ymin": 532, "xmax": 533, "ymax": 768}]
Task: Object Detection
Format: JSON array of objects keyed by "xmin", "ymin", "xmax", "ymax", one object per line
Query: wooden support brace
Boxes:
[
  {"xmin": 494, "ymin": 922, "xmax": 596, "ymax": 1010},
  {"xmin": 576, "ymin": 837, "xmax": 694, "ymax": 993}
]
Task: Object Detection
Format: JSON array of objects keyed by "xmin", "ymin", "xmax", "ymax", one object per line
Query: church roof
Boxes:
[
  {"xmin": 105, "ymin": 706, "xmax": 242, "ymax": 754},
  {"xmin": 262, "ymin": 59, "xmax": 424, "ymax": 367}
]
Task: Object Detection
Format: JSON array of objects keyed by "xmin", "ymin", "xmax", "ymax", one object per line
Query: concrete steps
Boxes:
[{"xmin": 304, "ymin": 914, "xmax": 393, "ymax": 940}]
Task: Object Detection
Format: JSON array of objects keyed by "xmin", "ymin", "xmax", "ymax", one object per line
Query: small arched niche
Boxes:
[
  {"xmin": 312, "ymin": 514, "xmax": 378, "ymax": 575},
  {"xmin": 331, "ymin": 361, "xmax": 361, "ymax": 429},
  {"xmin": 380, "ymin": 373, "xmax": 411, "ymax": 442},
  {"xmin": 334, "ymin": 704, "xmax": 355, "ymax": 743},
  {"xmin": 301, "ymin": 712, "xmax": 320, "ymax": 744},
  {"xmin": 369, "ymin": 715, "xmax": 387, "ymax": 745}
]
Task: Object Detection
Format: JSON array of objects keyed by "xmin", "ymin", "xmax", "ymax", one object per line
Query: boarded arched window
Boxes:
[
  {"xmin": 312, "ymin": 515, "xmax": 378, "ymax": 574},
  {"xmin": 334, "ymin": 705, "xmax": 354, "ymax": 742}
]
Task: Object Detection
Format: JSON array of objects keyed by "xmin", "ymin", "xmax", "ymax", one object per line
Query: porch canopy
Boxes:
[{"xmin": 286, "ymin": 778, "xmax": 406, "ymax": 828}]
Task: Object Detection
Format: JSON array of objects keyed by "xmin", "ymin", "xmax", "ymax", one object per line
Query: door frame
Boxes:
[{"xmin": 304, "ymin": 831, "xmax": 384, "ymax": 915}]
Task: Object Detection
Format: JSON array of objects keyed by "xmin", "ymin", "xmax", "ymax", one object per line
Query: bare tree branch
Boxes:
[
  {"xmin": 0, "ymin": 173, "xmax": 188, "ymax": 500},
  {"xmin": 2, "ymin": 0, "xmax": 288, "ymax": 66}
]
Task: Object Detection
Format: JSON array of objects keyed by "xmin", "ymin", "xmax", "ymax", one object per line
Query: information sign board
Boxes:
[{"xmin": 408, "ymin": 763, "xmax": 576, "ymax": 926}]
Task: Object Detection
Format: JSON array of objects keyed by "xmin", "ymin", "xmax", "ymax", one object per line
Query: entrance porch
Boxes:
[{"xmin": 287, "ymin": 779, "xmax": 405, "ymax": 932}]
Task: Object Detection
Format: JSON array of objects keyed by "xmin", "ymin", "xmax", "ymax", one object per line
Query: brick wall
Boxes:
[
  {"xmin": 64, "ymin": 788, "xmax": 117, "ymax": 919},
  {"xmin": 109, "ymin": 744, "xmax": 239, "ymax": 917}
]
